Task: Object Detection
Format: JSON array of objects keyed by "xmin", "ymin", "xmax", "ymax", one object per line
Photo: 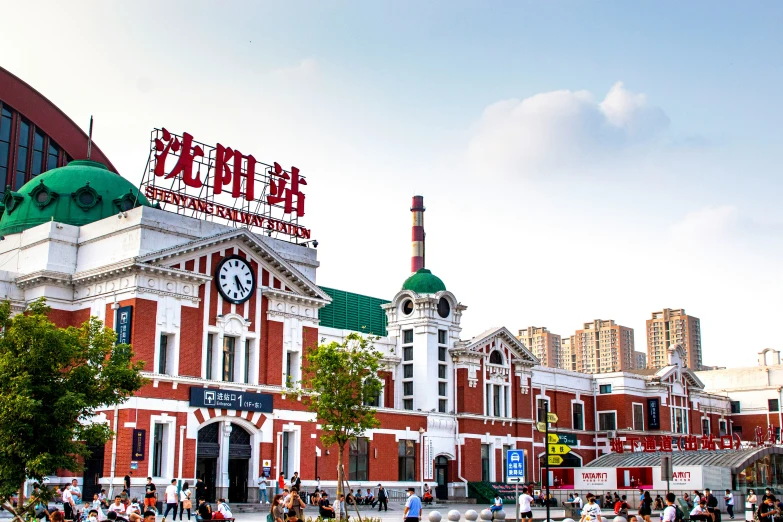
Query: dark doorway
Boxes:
[
  {"xmin": 197, "ymin": 424, "xmax": 220, "ymax": 502},
  {"xmin": 228, "ymin": 460, "xmax": 249, "ymax": 503},
  {"xmin": 435, "ymin": 456, "xmax": 449, "ymax": 500},
  {"xmin": 228, "ymin": 425, "xmax": 251, "ymax": 503},
  {"xmin": 83, "ymin": 444, "xmax": 105, "ymax": 500}
]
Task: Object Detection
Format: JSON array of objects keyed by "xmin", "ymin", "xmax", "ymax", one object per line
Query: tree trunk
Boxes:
[{"xmin": 336, "ymin": 443, "xmax": 345, "ymax": 496}]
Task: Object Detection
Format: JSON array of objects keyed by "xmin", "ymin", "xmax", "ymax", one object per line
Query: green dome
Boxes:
[
  {"xmin": 402, "ymin": 268, "xmax": 447, "ymax": 294},
  {"xmin": 0, "ymin": 160, "xmax": 152, "ymax": 236}
]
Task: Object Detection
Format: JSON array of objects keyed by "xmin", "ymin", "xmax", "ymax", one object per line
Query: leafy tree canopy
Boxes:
[
  {"xmin": 0, "ymin": 299, "xmax": 145, "ymax": 513},
  {"xmin": 295, "ymin": 332, "xmax": 383, "ymax": 495}
]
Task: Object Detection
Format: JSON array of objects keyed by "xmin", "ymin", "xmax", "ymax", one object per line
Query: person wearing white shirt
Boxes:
[
  {"xmin": 581, "ymin": 495, "xmax": 602, "ymax": 522},
  {"xmin": 108, "ymin": 496, "xmax": 127, "ymax": 516},
  {"xmin": 62, "ymin": 485, "xmax": 76, "ymax": 521},
  {"xmin": 70, "ymin": 480, "xmax": 83, "ymax": 503},
  {"xmin": 518, "ymin": 487, "xmax": 534, "ymax": 519},
  {"xmin": 257, "ymin": 475, "xmax": 269, "ymax": 505},
  {"xmin": 662, "ymin": 493, "xmax": 677, "ymax": 522},
  {"xmin": 573, "ymin": 493, "xmax": 584, "ymax": 517},
  {"xmin": 725, "ymin": 490, "xmax": 735, "ymax": 520},
  {"xmin": 163, "ymin": 480, "xmax": 179, "ymax": 522},
  {"xmin": 690, "ymin": 500, "xmax": 711, "ymax": 521},
  {"xmin": 216, "ymin": 499, "xmax": 233, "ymax": 519}
]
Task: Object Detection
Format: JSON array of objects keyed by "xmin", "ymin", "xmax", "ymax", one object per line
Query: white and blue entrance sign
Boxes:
[{"xmin": 506, "ymin": 449, "xmax": 525, "ymax": 483}]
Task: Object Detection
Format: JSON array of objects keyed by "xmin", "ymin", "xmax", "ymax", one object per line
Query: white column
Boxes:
[{"xmin": 218, "ymin": 422, "xmax": 232, "ymax": 491}]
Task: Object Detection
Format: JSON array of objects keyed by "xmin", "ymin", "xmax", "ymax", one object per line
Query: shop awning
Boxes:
[{"xmin": 585, "ymin": 446, "xmax": 783, "ymax": 473}]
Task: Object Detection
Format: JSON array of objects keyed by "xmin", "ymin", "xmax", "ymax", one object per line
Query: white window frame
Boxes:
[
  {"xmin": 671, "ymin": 405, "xmax": 689, "ymax": 434},
  {"xmin": 277, "ymin": 424, "xmax": 301, "ymax": 481},
  {"xmin": 597, "ymin": 410, "xmax": 617, "ymax": 432},
  {"xmin": 632, "ymin": 402, "xmax": 644, "ymax": 431},
  {"xmin": 536, "ymin": 394, "xmax": 551, "ymax": 423},
  {"xmin": 156, "ymin": 332, "xmax": 177, "ymax": 376},
  {"xmin": 571, "ymin": 399, "xmax": 585, "ymax": 430},
  {"xmin": 148, "ymin": 415, "xmax": 177, "ymax": 479},
  {"xmin": 718, "ymin": 418, "xmax": 728, "ymax": 436},
  {"xmin": 701, "ymin": 416, "xmax": 711, "ymax": 436}
]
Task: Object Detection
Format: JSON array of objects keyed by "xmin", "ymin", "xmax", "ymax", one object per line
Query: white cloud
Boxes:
[
  {"xmin": 671, "ymin": 205, "xmax": 742, "ymax": 240},
  {"xmin": 270, "ymin": 58, "xmax": 318, "ymax": 81},
  {"xmin": 467, "ymin": 82, "xmax": 669, "ymax": 175}
]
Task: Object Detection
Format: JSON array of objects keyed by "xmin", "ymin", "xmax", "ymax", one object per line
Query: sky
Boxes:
[{"xmin": 4, "ymin": 1, "xmax": 783, "ymax": 368}]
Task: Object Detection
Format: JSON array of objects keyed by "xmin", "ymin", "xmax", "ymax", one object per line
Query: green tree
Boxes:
[
  {"xmin": 0, "ymin": 299, "xmax": 145, "ymax": 521},
  {"xmin": 295, "ymin": 332, "xmax": 383, "ymax": 497}
]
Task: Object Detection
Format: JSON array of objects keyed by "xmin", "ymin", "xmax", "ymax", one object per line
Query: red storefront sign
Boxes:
[{"xmin": 140, "ymin": 128, "xmax": 311, "ymax": 239}]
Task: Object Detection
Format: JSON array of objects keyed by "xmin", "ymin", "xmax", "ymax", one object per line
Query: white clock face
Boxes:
[{"xmin": 216, "ymin": 255, "xmax": 256, "ymax": 304}]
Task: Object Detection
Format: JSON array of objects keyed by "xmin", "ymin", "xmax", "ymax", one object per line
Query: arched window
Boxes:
[{"xmin": 489, "ymin": 350, "xmax": 503, "ymax": 365}]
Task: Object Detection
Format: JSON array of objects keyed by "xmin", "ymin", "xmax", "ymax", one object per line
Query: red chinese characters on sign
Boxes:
[
  {"xmin": 214, "ymin": 144, "xmax": 256, "ymax": 201},
  {"xmin": 152, "ymin": 128, "xmax": 307, "ymax": 217},
  {"xmin": 609, "ymin": 433, "xmax": 742, "ymax": 453},
  {"xmin": 154, "ymin": 129, "xmax": 204, "ymax": 188},
  {"xmin": 268, "ymin": 163, "xmax": 306, "ymax": 217}
]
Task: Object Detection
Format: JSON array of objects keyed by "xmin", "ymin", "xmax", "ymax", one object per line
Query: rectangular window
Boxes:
[
  {"xmin": 493, "ymin": 385, "xmax": 501, "ymax": 417},
  {"xmin": 702, "ymin": 418, "xmax": 710, "ymax": 436},
  {"xmin": 398, "ymin": 440, "xmax": 415, "ymax": 481},
  {"xmin": 598, "ymin": 412, "xmax": 616, "ymax": 431},
  {"xmin": 31, "ymin": 130, "xmax": 44, "ymax": 176},
  {"xmin": 572, "ymin": 403, "xmax": 584, "ymax": 430},
  {"xmin": 770, "ymin": 399, "xmax": 780, "ymax": 412},
  {"xmin": 205, "ymin": 334, "xmax": 213, "ymax": 380},
  {"xmin": 152, "ymin": 423, "xmax": 164, "ymax": 477},
  {"xmin": 349, "ymin": 437, "xmax": 368, "ymax": 481},
  {"xmin": 439, "ymin": 399, "xmax": 447, "ymax": 413},
  {"xmin": 403, "ymin": 330, "xmax": 413, "ymax": 344},
  {"xmin": 633, "ymin": 404, "xmax": 644, "ymax": 431},
  {"xmin": 438, "ymin": 364, "xmax": 447, "ymax": 379},
  {"xmin": 404, "ymin": 364, "xmax": 413, "ymax": 378},
  {"xmin": 730, "ymin": 401, "xmax": 741, "ymax": 414},
  {"xmin": 537, "ymin": 398, "xmax": 549, "ymax": 422},
  {"xmin": 0, "ymin": 108, "xmax": 12, "ymax": 191},
  {"xmin": 244, "ymin": 340, "xmax": 251, "ymax": 384},
  {"xmin": 599, "ymin": 384, "xmax": 612, "ymax": 394},
  {"xmin": 47, "ymin": 143, "xmax": 59, "ymax": 171},
  {"xmin": 158, "ymin": 334, "xmax": 169, "ymax": 374},
  {"xmin": 438, "ymin": 346, "xmax": 447, "ymax": 361},
  {"xmin": 719, "ymin": 420, "xmax": 728, "ymax": 436},
  {"xmin": 403, "ymin": 399, "xmax": 413, "ymax": 411},
  {"xmin": 403, "ymin": 382, "xmax": 413, "ymax": 396},
  {"xmin": 281, "ymin": 432, "xmax": 290, "ymax": 478},
  {"xmin": 438, "ymin": 330, "xmax": 447, "ymax": 344},
  {"xmin": 481, "ymin": 444, "xmax": 490, "ymax": 481},
  {"xmin": 15, "ymin": 120, "xmax": 29, "ymax": 190},
  {"xmin": 502, "ymin": 444, "xmax": 511, "ymax": 483},
  {"xmin": 223, "ymin": 336, "xmax": 236, "ymax": 382},
  {"xmin": 732, "ymin": 425, "xmax": 742, "ymax": 435},
  {"xmin": 403, "ymin": 346, "xmax": 413, "ymax": 361},
  {"xmin": 672, "ymin": 407, "xmax": 688, "ymax": 434},
  {"xmin": 438, "ymin": 382, "xmax": 447, "ymax": 397}
]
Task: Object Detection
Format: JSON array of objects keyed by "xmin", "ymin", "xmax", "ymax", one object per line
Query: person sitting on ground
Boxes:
[
  {"xmin": 365, "ymin": 489, "xmax": 376, "ymax": 508},
  {"xmin": 422, "ymin": 487, "xmax": 433, "ymax": 505},
  {"xmin": 355, "ymin": 488, "xmax": 363, "ymax": 505},
  {"xmin": 334, "ymin": 495, "xmax": 346, "ymax": 520},
  {"xmin": 318, "ymin": 493, "xmax": 335, "ymax": 519},
  {"xmin": 108, "ymin": 496, "xmax": 127, "ymax": 516},
  {"xmin": 215, "ymin": 499, "xmax": 232, "ymax": 519},
  {"xmin": 654, "ymin": 495, "xmax": 664, "ymax": 511},
  {"xmin": 345, "ymin": 490, "xmax": 355, "ymax": 506},
  {"xmin": 614, "ymin": 495, "xmax": 629, "ymax": 518}
]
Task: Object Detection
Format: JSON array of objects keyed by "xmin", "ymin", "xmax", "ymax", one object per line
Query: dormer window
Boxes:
[{"xmin": 489, "ymin": 350, "xmax": 503, "ymax": 365}]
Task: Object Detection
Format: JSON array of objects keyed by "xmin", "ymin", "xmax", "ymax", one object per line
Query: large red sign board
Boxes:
[{"xmin": 139, "ymin": 128, "xmax": 311, "ymax": 239}]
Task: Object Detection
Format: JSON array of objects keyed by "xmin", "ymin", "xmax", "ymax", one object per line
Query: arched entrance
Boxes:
[
  {"xmin": 228, "ymin": 425, "xmax": 251, "ymax": 502},
  {"xmin": 435, "ymin": 456, "xmax": 449, "ymax": 500},
  {"xmin": 197, "ymin": 424, "xmax": 220, "ymax": 502},
  {"xmin": 197, "ymin": 421, "xmax": 254, "ymax": 503}
]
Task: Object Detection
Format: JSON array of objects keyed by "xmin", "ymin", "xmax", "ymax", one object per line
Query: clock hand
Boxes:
[{"xmin": 234, "ymin": 275, "xmax": 245, "ymax": 293}]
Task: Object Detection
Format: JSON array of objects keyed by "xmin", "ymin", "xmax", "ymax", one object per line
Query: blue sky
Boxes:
[{"xmin": 5, "ymin": 1, "xmax": 783, "ymax": 367}]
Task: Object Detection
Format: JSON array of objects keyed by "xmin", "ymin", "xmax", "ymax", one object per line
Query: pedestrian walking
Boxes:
[
  {"xmin": 62, "ymin": 483, "xmax": 76, "ymax": 521},
  {"xmin": 663, "ymin": 493, "xmax": 677, "ymax": 522},
  {"xmin": 376, "ymin": 484, "xmax": 388, "ymax": 512},
  {"xmin": 180, "ymin": 482, "xmax": 192, "ymax": 521},
  {"xmin": 163, "ymin": 479, "xmax": 179, "ymax": 522},
  {"xmin": 144, "ymin": 478, "xmax": 157, "ymax": 512},
  {"xmin": 403, "ymin": 488, "xmax": 422, "ymax": 522},
  {"xmin": 724, "ymin": 490, "xmax": 735, "ymax": 520}
]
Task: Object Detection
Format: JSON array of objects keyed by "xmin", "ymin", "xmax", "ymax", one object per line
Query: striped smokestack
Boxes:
[{"xmin": 411, "ymin": 195, "xmax": 425, "ymax": 272}]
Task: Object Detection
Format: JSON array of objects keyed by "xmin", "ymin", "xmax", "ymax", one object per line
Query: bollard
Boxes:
[
  {"xmin": 480, "ymin": 509, "xmax": 494, "ymax": 521},
  {"xmin": 465, "ymin": 510, "xmax": 479, "ymax": 522},
  {"xmin": 563, "ymin": 519, "xmax": 576, "ymax": 522},
  {"xmin": 448, "ymin": 510, "xmax": 462, "ymax": 522},
  {"xmin": 494, "ymin": 511, "xmax": 506, "ymax": 521},
  {"xmin": 429, "ymin": 512, "xmax": 443, "ymax": 522},
  {"xmin": 613, "ymin": 518, "xmax": 628, "ymax": 522}
]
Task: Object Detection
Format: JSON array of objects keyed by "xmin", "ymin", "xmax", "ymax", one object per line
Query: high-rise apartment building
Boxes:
[
  {"xmin": 518, "ymin": 326, "xmax": 562, "ymax": 368},
  {"xmin": 561, "ymin": 336, "xmax": 577, "ymax": 371},
  {"xmin": 635, "ymin": 351, "xmax": 647, "ymax": 370},
  {"xmin": 574, "ymin": 319, "xmax": 635, "ymax": 374},
  {"xmin": 647, "ymin": 308, "xmax": 702, "ymax": 369}
]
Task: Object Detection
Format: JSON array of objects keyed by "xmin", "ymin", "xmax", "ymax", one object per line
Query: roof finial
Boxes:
[{"xmin": 87, "ymin": 115, "xmax": 93, "ymax": 160}]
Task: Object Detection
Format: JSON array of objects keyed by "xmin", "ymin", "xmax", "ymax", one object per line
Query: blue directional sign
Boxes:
[{"xmin": 506, "ymin": 449, "xmax": 525, "ymax": 483}]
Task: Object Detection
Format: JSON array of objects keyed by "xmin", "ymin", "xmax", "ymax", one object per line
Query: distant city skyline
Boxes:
[{"xmin": 3, "ymin": 2, "xmax": 781, "ymax": 367}]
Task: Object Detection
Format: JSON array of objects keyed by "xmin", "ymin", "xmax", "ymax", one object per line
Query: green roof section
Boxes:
[
  {"xmin": 318, "ymin": 287, "xmax": 390, "ymax": 337},
  {"xmin": 0, "ymin": 160, "xmax": 152, "ymax": 237},
  {"xmin": 402, "ymin": 268, "xmax": 446, "ymax": 294}
]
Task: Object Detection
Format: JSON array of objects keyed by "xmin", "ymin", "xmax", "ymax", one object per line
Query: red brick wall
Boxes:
[
  {"xmin": 266, "ymin": 320, "xmax": 284, "ymax": 386},
  {"xmin": 49, "ymin": 307, "xmax": 91, "ymax": 329},
  {"xmin": 457, "ymin": 369, "xmax": 483, "ymax": 414},
  {"xmin": 180, "ymin": 303, "xmax": 203, "ymax": 378}
]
